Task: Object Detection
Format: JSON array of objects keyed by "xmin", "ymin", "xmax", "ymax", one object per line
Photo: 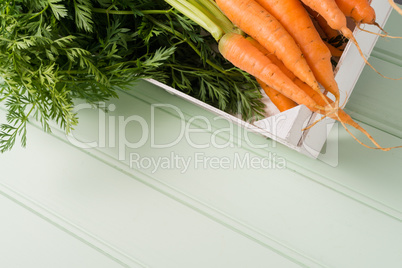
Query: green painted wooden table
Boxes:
[{"xmin": 1, "ymin": 8, "xmax": 402, "ymax": 268}]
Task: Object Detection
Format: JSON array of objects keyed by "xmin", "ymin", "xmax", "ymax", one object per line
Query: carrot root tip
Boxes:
[
  {"xmin": 342, "ymin": 27, "xmax": 402, "ymax": 81},
  {"xmin": 356, "ymin": 23, "xmax": 401, "ymax": 39}
]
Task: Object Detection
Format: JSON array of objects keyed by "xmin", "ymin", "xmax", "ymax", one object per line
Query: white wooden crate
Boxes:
[{"xmin": 148, "ymin": 0, "xmax": 393, "ymax": 159}]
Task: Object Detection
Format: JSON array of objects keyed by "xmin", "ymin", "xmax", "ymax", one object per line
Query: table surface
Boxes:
[{"xmin": 1, "ymin": 7, "xmax": 402, "ymax": 268}]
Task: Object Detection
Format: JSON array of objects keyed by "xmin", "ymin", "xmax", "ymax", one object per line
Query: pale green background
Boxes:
[{"xmin": 1, "ymin": 8, "xmax": 402, "ymax": 268}]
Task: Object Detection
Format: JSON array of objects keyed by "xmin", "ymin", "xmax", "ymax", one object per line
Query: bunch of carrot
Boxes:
[{"xmin": 166, "ymin": 0, "xmax": 402, "ymax": 151}]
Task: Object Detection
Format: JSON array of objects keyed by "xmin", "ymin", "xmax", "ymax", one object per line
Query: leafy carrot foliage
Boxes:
[{"xmin": 0, "ymin": 0, "xmax": 265, "ymax": 152}]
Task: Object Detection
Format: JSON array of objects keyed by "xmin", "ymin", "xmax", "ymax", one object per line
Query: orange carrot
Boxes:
[
  {"xmin": 247, "ymin": 37, "xmax": 327, "ymax": 105},
  {"xmin": 215, "ymin": 0, "xmax": 323, "ymax": 97},
  {"xmin": 324, "ymin": 40, "xmax": 344, "ymax": 57},
  {"xmin": 257, "ymin": 79, "xmax": 298, "ymax": 112},
  {"xmin": 254, "ymin": 0, "xmax": 340, "ymax": 104},
  {"xmin": 218, "ymin": 33, "xmax": 323, "ymax": 110},
  {"xmin": 301, "ymin": 0, "xmax": 401, "ymax": 80},
  {"xmin": 336, "ymin": 0, "xmax": 402, "ymax": 39},
  {"xmin": 305, "ymin": 4, "xmax": 347, "ymax": 49},
  {"xmin": 334, "ymin": 0, "xmax": 394, "ymax": 36},
  {"xmin": 335, "ymin": 0, "xmax": 376, "ymax": 25},
  {"xmin": 301, "ymin": 0, "xmax": 347, "ymax": 31}
]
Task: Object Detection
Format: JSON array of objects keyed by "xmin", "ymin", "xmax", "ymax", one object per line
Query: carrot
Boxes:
[
  {"xmin": 257, "ymin": 79, "xmax": 298, "ymax": 112},
  {"xmin": 334, "ymin": 0, "xmax": 400, "ymax": 38},
  {"xmin": 218, "ymin": 33, "xmax": 323, "ymax": 111},
  {"xmin": 301, "ymin": 0, "xmax": 348, "ymax": 31},
  {"xmin": 246, "ymin": 38, "xmax": 300, "ymax": 81},
  {"xmin": 324, "ymin": 40, "xmax": 344, "ymax": 57},
  {"xmin": 247, "ymin": 37, "xmax": 334, "ymax": 108},
  {"xmin": 335, "ymin": 0, "xmax": 377, "ymax": 25},
  {"xmin": 337, "ymin": 0, "xmax": 402, "ymax": 39},
  {"xmin": 304, "ymin": 3, "xmax": 347, "ymax": 49},
  {"xmin": 254, "ymin": 0, "xmax": 340, "ymax": 105},
  {"xmin": 301, "ymin": 0, "xmax": 402, "ymax": 80},
  {"xmin": 215, "ymin": 0, "xmax": 325, "ymax": 100}
]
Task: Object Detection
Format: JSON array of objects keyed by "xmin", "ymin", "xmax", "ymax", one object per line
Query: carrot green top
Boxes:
[{"xmin": 164, "ymin": 0, "xmax": 242, "ymax": 41}]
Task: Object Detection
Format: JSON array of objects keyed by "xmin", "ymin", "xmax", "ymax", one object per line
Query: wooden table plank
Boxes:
[
  {"xmin": 9, "ymin": 78, "xmax": 398, "ymax": 268},
  {"xmin": 0, "ymin": 191, "xmax": 129, "ymax": 268},
  {"xmin": 0, "ymin": 124, "xmax": 307, "ymax": 268}
]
